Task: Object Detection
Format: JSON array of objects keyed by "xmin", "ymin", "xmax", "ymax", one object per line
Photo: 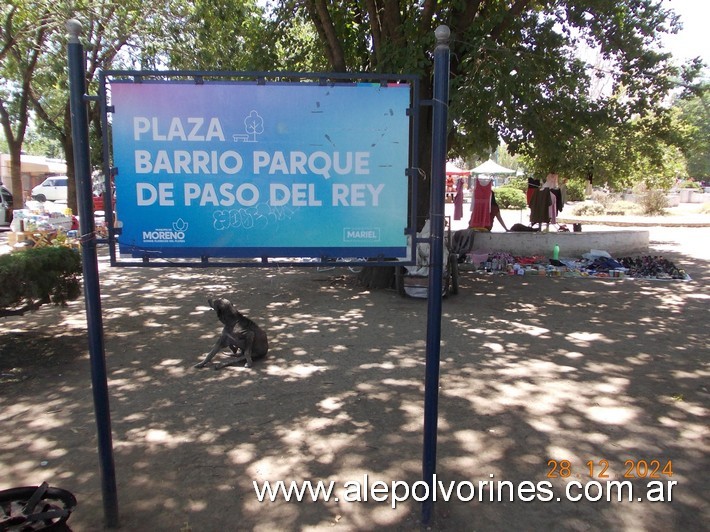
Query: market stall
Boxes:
[
  {"xmin": 458, "ymin": 248, "xmax": 690, "ymax": 281},
  {"xmin": 7, "ymin": 202, "xmax": 77, "ymax": 249},
  {"xmin": 445, "ymin": 162, "xmax": 470, "ymax": 204}
]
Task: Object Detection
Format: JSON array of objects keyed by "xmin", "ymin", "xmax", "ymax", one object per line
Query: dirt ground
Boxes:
[{"xmin": 0, "ymin": 221, "xmax": 708, "ymax": 531}]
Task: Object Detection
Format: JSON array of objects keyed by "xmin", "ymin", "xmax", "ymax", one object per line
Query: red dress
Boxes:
[{"xmin": 468, "ymin": 178, "xmax": 492, "ymax": 228}]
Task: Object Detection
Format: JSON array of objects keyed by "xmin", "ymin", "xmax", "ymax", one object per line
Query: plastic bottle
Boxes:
[{"xmin": 553, "ymin": 243, "xmax": 560, "ymax": 260}]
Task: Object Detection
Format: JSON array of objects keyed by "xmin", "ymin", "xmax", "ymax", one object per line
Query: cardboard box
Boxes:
[{"xmin": 8, "ymin": 232, "xmax": 28, "ymax": 246}]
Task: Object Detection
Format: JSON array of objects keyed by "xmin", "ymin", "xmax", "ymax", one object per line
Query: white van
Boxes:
[
  {"xmin": 31, "ymin": 176, "xmax": 68, "ymax": 202},
  {"xmin": 0, "ymin": 184, "xmax": 13, "ymax": 226}
]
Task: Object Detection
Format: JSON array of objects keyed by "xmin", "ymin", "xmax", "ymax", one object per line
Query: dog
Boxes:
[
  {"xmin": 194, "ymin": 298, "xmax": 269, "ymax": 370},
  {"xmin": 509, "ymin": 223, "xmax": 540, "ymax": 232}
]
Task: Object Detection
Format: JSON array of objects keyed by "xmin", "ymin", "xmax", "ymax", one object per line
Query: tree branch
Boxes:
[
  {"xmin": 303, "ymin": 0, "xmax": 347, "ymax": 71},
  {"xmin": 363, "ymin": 0, "xmax": 382, "ymax": 68},
  {"xmin": 419, "ymin": 0, "xmax": 437, "ymax": 36},
  {"xmin": 27, "ymin": 88, "xmax": 66, "ymax": 143},
  {"xmin": 489, "ymin": 0, "xmax": 535, "ymax": 42},
  {"xmin": 452, "ymin": 0, "xmax": 483, "ymax": 37},
  {"xmin": 0, "ymin": 5, "xmax": 18, "ymax": 63},
  {"xmin": 381, "ymin": 0, "xmax": 403, "ymax": 45}
]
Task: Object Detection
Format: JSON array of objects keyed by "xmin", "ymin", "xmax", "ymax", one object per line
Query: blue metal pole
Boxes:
[
  {"xmin": 422, "ymin": 25, "xmax": 450, "ymax": 526},
  {"xmin": 66, "ymin": 19, "xmax": 119, "ymax": 528}
]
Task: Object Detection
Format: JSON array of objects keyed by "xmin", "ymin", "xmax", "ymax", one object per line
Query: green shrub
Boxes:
[
  {"xmin": 572, "ymin": 202, "xmax": 605, "ymax": 216},
  {"xmin": 503, "ymin": 175, "xmax": 528, "ymax": 193},
  {"xmin": 0, "ymin": 246, "xmax": 82, "ymax": 316},
  {"xmin": 678, "ymin": 179, "xmax": 701, "ymax": 190},
  {"xmin": 564, "ymin": 180, "xmax": 587, "ymax": 201},
  {"xmin": 494, "ymin": 186, "xmax": 527, "ymax": 209},
  {"xmin": 638, "ymin": 189, "xmax": 668, "ymax": 215}
]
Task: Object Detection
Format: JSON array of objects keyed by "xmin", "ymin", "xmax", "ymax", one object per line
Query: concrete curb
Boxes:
[
  {"xmin": 558, "ymin": 216, "xmax": 710, "ymax": 228},
  {"xmin": 466, "ymin": 229, "xmax": 650, "ymax": 257}
]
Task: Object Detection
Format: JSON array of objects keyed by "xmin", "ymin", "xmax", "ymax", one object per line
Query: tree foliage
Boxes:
[
  {"xmin": 1, "ymin": 0, "xmax": 706, "ymax": 218},
  {"xmin": 534, "ymin": 106, "xmax": 692, "ymax": 191},
  {"xmin": 163, "ymin": 0, "xmax": 326, "ymax": 73},
  {"xmin": 0, "ymin": 1, "xmax": 51, "ymax": 206},
  {"xmin": 162, "ymin": 0, "xmax": 265, "ymax": 71},
  {"xmin": 1, "ymin": 0, "xmax": 191, "ymax": 211},
  {"xmin": 286, "ymin": 0, "xmax": 702, "ymax": 209},
  {"xmin": 675, "ymin": 82, "xmax": 710, "ymax": 179}
]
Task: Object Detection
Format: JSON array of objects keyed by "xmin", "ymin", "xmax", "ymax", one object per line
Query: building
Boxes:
[{"xmin": 0, "ymin": 153, "xmax": 67, "ymax": 200}]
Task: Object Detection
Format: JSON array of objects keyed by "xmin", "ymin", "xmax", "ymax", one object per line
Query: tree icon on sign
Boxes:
[{"xmin": 245, "ymin": 110, "xmax": 264, "ymax": 141}]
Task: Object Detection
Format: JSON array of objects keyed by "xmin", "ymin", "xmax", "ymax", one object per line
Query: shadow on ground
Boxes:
[{"xmin": 1, "ymin": 237, "xmax": 708, "ymax": 531}]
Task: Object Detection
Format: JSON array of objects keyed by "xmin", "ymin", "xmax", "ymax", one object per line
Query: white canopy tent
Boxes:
[
  {"xmin": 445, "ymin": 161, "xmax": 471, "ymax": 176},
  {"xmin": 471, "ymin": 159, "xmax": 516, "ymax": 175}
]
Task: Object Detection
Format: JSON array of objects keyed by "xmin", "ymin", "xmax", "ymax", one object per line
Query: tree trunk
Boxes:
[
  {"xmin": 6, "ymin": 140, "xmax": 24, "ymax": 208},
  {"xmin": 1, "ymin": 99, "xmax": 30, "ymax": 209}
]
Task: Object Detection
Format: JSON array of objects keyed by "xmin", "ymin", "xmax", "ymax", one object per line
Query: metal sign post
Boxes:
[
  {"xmin": 422, "ymin": 25, "xmax": 450, "ymax": 526},
  {"xmin": 66, "ymin": 19, "xmax": 119, "ymax": 528},
  {"xmin": 67, "ymin": 15, "xmax": 429, "ymax": 528}
]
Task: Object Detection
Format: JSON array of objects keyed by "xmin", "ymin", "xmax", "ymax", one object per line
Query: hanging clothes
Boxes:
[
  {"xmin": 468, "ymin": 178, "xmax": 493, "ymax": 229},
  {"xmin": 545, "ymin": 173, "xmax": 559, "ymax": 189},
  {"xmin": 526, "ymin": 178, "xmax": 541, "ymax": 206},
  {"xmin": 544, "ymin": 174, "xmax": 561, "ymax": 221},
  {"xmin": 551, "ymin": 188, "xmax": 563, "ymax": 213},
  {"xmin": 529, "ymin": 188, "xmax": 551, "ymax": 224},
  {"xmin": 453, "ymin": 178, "xmax": 464, "ymax": 220}
]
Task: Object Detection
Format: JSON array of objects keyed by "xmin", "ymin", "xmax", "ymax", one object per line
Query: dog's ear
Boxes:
[{"xmin": 212, "ymin": 298, "xmax": 233, "ymax": 323}]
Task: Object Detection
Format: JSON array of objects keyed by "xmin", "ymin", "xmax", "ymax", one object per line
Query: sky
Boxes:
[{"xmin": 661, "ymin": 0, "xmax": 710, "ymax": 66}]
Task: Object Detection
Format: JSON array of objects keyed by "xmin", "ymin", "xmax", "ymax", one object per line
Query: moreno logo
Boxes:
[
  {"xmin": 142, "ymin": 230, "xmax": 185, "ymax": 241},
  {"xmin": 143, "ymin": 218, "xmax": 188, "ymax": 243}
]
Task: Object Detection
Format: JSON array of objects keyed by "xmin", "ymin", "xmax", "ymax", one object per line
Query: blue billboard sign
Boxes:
[{"xmin": 109, "ymin": 80, "xmax": 412, "ymax": 259}]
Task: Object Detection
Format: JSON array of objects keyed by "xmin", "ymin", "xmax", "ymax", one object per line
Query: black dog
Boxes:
[
  {"xmin": 194, "ymin": 298, "xmax": 269, "ymax": 370},
  {"xmin": 509, "ymin": 223, "xmax": 540, "ymax": 232}
]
